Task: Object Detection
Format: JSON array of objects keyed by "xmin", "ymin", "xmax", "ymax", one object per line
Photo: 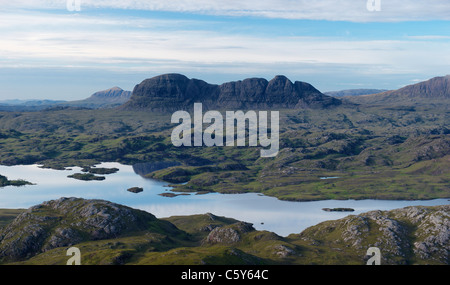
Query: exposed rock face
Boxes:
[
  {"xmin": 119, "ymin": 73, "xmax": 341, "ymax": 112},
  {"xmin": 0, "ymin": 197, "xmax": 179, "ymax": 262},
  {"xmin": 203, "ymin": 222, "xmax": 255, "ymax": 245},
  {"xmin": 363, "ymin": 210, "xmax": 411, "ymax": 260},
  {"xmin": 273, "ymin": 244, "xmax": 296, "ymax": 258},
  {"xmin": 390, "ymin": 206, "xmax": 449, "ymax": 262},
  {"xmin": 0, "ymin": 199, "xmax": 447, "ymax": 265},
  {"xmin": 299, "ymin": 205, "xmax": 449, "ymax": 264}
]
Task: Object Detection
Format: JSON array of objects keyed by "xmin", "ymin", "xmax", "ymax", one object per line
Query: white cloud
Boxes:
[
  {"xmin": 406, "ymin": 35, "xmax": 450, "ymax": 40},
  {"xmin": 1, "ymin": 3, "xmax": 449, "ymax": 98},
  {"xmin": 2, "ymin": 0, "xmax": 450, "ymax": 22},
  {"xmin": 1, "ymin": 9, "xmax": 449, "ymax": 78}
]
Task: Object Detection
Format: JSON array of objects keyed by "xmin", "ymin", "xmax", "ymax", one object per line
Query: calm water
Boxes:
[{"xmin": 0, "ymin": 162, "xmax": 448, "ymax": 236}]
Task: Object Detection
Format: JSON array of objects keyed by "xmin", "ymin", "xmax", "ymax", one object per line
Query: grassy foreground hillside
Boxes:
[{"xmin": 0, "ymin": 198, "xmax": 448, "ymax": 265}]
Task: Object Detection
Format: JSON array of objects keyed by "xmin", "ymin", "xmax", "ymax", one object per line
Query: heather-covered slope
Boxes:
[
  {"xmin": 0, "ymin": 199, "xmax": 448, "ymax": 265},
  {"xmin": 0, "ymin": 197, "xmax": 184, "ymax": 263}
]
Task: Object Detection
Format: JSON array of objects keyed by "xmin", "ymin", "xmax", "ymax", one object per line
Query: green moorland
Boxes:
[
  {"xmin": 0, "ymin": 102, "xmax": 448, "ymax": 201},
  {"xmin": 0, "ymin": 209, "xmax": 25, "ymax": 228},
  {"xmin": 0, "ymin": 200, "xmax": 448, "ymax": 265}
]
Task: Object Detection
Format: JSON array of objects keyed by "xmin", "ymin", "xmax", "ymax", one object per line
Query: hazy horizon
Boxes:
[{"xmin": 1, "ymin": 1, "xmax": 449, "ymax": 100}]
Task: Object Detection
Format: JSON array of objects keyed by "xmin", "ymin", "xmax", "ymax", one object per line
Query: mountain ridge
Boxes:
[
  {"xmin": 345, "ymin": 75, "xmax": 450, "ymax": 105},
  {"xmin": 3, "ymin": 74, "xmax": 450, "ymax": 111},
  {"xmin": 119, "ymin": 73, "xmax": 342, "ymax": 112}
]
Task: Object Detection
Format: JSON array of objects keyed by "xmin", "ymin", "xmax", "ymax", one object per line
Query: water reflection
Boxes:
[
  {"xmin": 132, "ymin": 161, "xmax": 180, "ymax": 177},
  {"xmin": 0, "ymin": 163, "xmax": 448, "ymax": 236}
]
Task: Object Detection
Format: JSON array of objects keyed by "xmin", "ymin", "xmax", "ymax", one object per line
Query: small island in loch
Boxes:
[
  {"xmin": 127, "ymin": 187, "xmax": 143, "ymax": 193},
  {"xmin": 322, "ymin": 207, "xmax": 355, "ymax": 212},
  {"xmin": 0, "ymin": 175, "xmax": 32, "ymax": 187},
  {"xmin": 67, "ymin": 173, "xmax": 106, "ymax": 181}
]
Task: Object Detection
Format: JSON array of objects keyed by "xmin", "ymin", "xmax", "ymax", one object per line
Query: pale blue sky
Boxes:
[{"xmin": 1, "ymin": 0, "xmax": 450, "ymax": 100}]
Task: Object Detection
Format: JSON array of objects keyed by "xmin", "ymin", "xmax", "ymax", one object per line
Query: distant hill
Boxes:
[
  {"xmin": 324, "ymin": 89, "xmax": 389, "ymax": 97},
  {"xmin": 0, "ymin": 87, "xmax": 132, "ymax": 111},
  {"xmin": 0, "ymin": 100, "xmax": 66, "ymax": 111},
  {"xmin": 345, "ymin": 75, "xmax": 450, "ymax": 105},
  {"xmin": 59, "ymin": 87, "xmax": 131, "ymax": 109},
  {"xmin": 0, "ymin": 99, "xmax": 66, "ymax": 106},
  {"xmin": 119, "ymin": 73, "xmax": 341, "ymax": 112}
]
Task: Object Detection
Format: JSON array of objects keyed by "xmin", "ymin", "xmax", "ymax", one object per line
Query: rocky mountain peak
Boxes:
[
  {"xmin": 91, "ymin": 86, "xmax": 130, "ymax": 99},
  {"xmin": 120, "ymin": 73, "xmax": 341, "ymax": 112},
  {"xmin": 132, "ymin": 73, "xmax": 191, "ymax": 99}
]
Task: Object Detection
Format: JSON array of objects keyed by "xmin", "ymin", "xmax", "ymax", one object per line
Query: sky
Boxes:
[{"xmin": 1, "ymin": 0, "xmax": 450, "ymax": 100}]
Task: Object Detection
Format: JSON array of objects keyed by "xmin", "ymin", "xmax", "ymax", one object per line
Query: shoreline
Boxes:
[{"xmin": 1, "ymin": 161, "xmax": 449, "ymax": 203}]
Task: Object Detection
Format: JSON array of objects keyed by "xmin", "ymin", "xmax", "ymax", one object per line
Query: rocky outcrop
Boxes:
[
  {"xmin": 390, "ymin": 206, "xmax": 449, "ymax": 263},
  {"xmin": 203, "ymin": 222, "xmax": 255, "ymax": 245},
  {"xmin": 0, "ymin": 199, "xmax": 447, "ymax": 265},
  {"xmin": 0, "ymin": 197, "xmax": 181, "ymax": 262},
  {"xmin": 119, "ymin": 73, "xmax": 341, "ymax": 112},
  {"xmin": 299, "ymin": 204, "xmax": 449, "ymax": 264},
  {"xmin": 272, "ymin": 244, "xmax": 296, "ymax": 258}
]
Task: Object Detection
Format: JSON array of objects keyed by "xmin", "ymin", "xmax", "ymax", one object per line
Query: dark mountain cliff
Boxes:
[{"xmin": 119, "ymin": 74, "xmax": 341, "ymax": 112}]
